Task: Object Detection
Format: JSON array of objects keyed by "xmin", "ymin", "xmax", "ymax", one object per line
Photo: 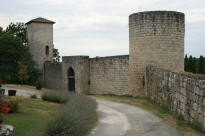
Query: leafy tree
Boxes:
[
  {"xmin": 5, "ymin": 22, "xmax": 27, "ymax": 45},
  {"xmin": 0, "ymin": 26, "xmax": 2, "ymax": 33},
  {"xmin": 0, "ymin": 33, "xmax": 25, "ymax": 83},
  {"xmin": 53, "ymin": 48, "xmax": 60, "ymax": 63},
  {"xmin": 199, "ymin": 55, "xmax": 205, "ymax": 74},
  {"xmin": 0, "ymin": 26, "xmax": 41, "ymax": 85},
  {"xmin": 17, "ymin": 61, "xmax": 29, "ymax": 84}
]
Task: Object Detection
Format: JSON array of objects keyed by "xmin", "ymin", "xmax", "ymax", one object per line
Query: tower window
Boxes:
[{"xmin": 46, "ymin": 46, "xmax": 49, "ymax": 55}]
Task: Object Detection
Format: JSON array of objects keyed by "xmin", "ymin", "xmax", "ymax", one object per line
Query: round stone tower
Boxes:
[
  {"xmin": 26, "ymin": 17, "xmax": 55, "ymax": 71},
  {"xmin": 129, "ymin": 11, "xmax": 185, "ymax": 96}
]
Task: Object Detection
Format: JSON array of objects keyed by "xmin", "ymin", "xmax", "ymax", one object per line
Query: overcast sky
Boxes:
[{"xmin": 1, "ymin": 0, "xmax": 205, "ymax": 58}]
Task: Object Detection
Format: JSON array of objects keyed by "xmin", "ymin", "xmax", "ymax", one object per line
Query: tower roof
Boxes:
[{"xmin": 26, "ymin": 17, "xmax": 55, "ymax": 25}]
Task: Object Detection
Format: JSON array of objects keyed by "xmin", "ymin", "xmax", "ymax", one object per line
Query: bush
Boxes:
[
  {"xmin": 0, "ymin": 89, "xmax": 5, "ymax": 103},
  {"xmin": 46, "ymin": 93, "xmax": 97, "ymax": 136},
  {"xmin": 41, "ymin": 90, "xmax": 70, "ymax": 103},
  {"xmin": 4, "ymin": 98, "xmax": 19, "ymax": 113},
  {"xmin": 35, "ymin": 78, "xmax": 43, "ymax": 90},
  {"xmin": 30, "ymin": 94, "xmax": 37, "ymax": 99}
]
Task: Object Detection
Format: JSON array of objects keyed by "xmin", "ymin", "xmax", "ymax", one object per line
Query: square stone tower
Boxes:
[{"xmin": 26, "ymin": 17, "xmax": 55, "ymax": 71}]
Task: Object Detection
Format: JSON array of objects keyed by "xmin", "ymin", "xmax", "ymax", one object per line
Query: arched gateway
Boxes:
[{"xmin": 67, "ymin": 67, "xmax": 75, "ymax": 92}]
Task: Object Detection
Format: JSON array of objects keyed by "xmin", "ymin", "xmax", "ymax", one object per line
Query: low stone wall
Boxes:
[
  {"xmin": 146, "ymin": 65, "xmax": 205, "ymax": 128},
  {"xmin": 89, "ymin": 55, "xmax": 130, "ymax": 95}
]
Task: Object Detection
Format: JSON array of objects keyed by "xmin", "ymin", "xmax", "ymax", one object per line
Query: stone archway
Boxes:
[{"xmin": 67, "ymin": 67, "xmax": 75, "ymax": 92}]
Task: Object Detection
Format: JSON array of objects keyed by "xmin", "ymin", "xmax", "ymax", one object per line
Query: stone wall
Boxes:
[
  {"xmin": 89, "ymin": 55, "xmax": 130, "ymax": 95},
  {"xmin": 129, "ymin": 11, "xmax": 185, "ymax": 96},
  {"xmin": 146, "ymin": 65, "xmax": 205, "ymax": 128},
  {"xmin": 44, "ymin": 62, "xmax": 63, "ymax": 90},
  {"xmin": 62, "ymin": 56, "xmax": 90, "ymax": 94}
]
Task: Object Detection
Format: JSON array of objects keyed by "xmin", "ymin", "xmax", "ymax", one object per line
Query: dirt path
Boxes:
[{"xmin": 90, "ymin": 99, "xmax": 180, "ymax": 136}]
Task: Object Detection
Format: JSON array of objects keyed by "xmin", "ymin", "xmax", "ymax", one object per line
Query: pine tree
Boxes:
[
  {"xmin": 199, "ymin": 55, "xmax": 205, "ymax": 74},
  {"xmin": 188, "ymin": 55, "xmax": 193, "ymax": 72},
  {"xmin": 192, "ymin": 57, "xmax": 197, "ymax": 73},
  {"xmin": 184, "ymin": 54, "xmax": 189, "ymax": 71}
]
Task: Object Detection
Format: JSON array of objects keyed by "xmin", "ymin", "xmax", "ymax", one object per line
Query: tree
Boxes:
[
  {"xmin": 5, "ymin": 22, "xmax": 27, "ymax": 45},
  {"xmin": 199, "ymin": 55, "xmax": 205, "ymax": 74},
  {"xmin": 0, "ymin": 33, "xmax": 25, "ymax": 83},
  {"xmin": 192, "ymin": 57, "xmax": 197, "ymax": 73},
  {"xmin": 0, "ymin": 27, "xmax": 41, "ymax": 85},
  {"xmin": 17, "ymin": 61, "xmax": 29, "ymax": 84},
  {"xmin": 0, "ymin": 26, "xmax": 2, "ymax": 33},
  {"xmin": 187, "ymin": 55, "xmax": 192, "ymax": 72},
  {"xmin": 53, "ymin": 48, "xmax": 60, "ymax": 63},
  {"xmin": 184, "ymin": 54, "xmax": 189, "ymax": 71}
]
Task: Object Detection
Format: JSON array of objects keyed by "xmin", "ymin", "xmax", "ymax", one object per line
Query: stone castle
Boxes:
[
  {"xmin": 26, "ymin": 11, "xmax": 185, "ymax": 96},
  {"xmin": 26, "ymin": 11, "xmax": 205, "ymax": 129}
]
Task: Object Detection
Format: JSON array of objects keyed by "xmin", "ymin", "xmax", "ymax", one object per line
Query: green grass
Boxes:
[
  {"xmin": 3, "ymin": 97, "xmax": 59, "ymax": 136},
  {"xmin": 91, "ymin": 94, "xmax": 205, "ymax": 136}
]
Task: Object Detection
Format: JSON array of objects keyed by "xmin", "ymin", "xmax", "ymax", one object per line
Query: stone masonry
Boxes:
[
  {"xmin": 89, "ymin": 55, "xmax": 130, "ymax": 95},
  {"xmin": 26, "ymin": 18, "xmax": 55, "ymax": 71},
  {"xmin": 44, "ymin": 55, "xmax": 130, "ymax": 95},
  {"xmin": 129, "ymin": 11, "xmax": 185, "ymax": 96},
  {"xmin": 146, "ymin": 65, "xmax": 205, "ymax": 129}
]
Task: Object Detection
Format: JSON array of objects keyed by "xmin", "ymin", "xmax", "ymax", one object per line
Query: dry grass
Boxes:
[{"xmin": 91, "ymin": 95, "xmax": 205, "ymax": 136}]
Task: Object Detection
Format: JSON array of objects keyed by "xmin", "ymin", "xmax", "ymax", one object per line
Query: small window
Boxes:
[{"xmin": 46, "ymin": 46, "xmax": 49, "ymax": 55}]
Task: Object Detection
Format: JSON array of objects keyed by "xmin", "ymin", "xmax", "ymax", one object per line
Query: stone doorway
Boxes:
[{"xmin": 68, "ymin": 67, "xmax": 75, "ymax": 92}]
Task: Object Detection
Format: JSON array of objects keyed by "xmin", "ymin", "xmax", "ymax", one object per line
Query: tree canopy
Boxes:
[
  {"xmin": 5, "ymin": 23, "xmax": 27, "ymax": 45},
  {"xmin": 0, "ymin": 23, "xmax": 40, "ymax": 84},
  {"xmin": 53, "ymin": 48, "xmax": 60, "ymax": 63},
  {"xmin": 184, "ymin": 55, "xmax": 205, "ymax": 74}
]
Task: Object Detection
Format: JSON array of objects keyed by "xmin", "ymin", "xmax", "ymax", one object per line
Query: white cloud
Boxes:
[{"xmin": 0, "ymin": 0, "xmax": 205, "ymax": 57}]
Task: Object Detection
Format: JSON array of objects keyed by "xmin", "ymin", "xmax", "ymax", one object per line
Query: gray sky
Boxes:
[{"xmin": 1, "ymin": 0, "xmax": 205, "ymax": 58}]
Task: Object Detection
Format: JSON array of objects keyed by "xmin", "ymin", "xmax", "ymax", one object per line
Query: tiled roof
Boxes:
[{"xmin": 26, "ymin": 17, "xmax": 55, "ymax": 24}]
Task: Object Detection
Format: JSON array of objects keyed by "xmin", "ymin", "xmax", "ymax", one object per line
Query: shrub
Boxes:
[
  {"xmin": 30, "ymin": 94, "xmax": 37, "ymax": 99},
  {"xmin": 41, "ymin": 90, "xmax": 70, "ymax": 103},
  {"xmin": 35, "ymin": 78, "xmax": 43, "ymax": 90},
  {"xmin": 189, "ymin": 121, "xmax": 204, "ymax": 133},
  {"xmin": 4, "ymin": 98, "xmax": 19, "ymax": 113},
  {"xmin": 46, "ymin": 93, "xmax": 97, "ymax": 136},
  {"xmin": 0, "ymin": 89, "xmax": 5, "ymax": 102}
]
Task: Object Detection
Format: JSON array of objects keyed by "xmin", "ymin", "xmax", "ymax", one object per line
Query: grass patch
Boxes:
[
  {"xmin": 91, "ymin": 94, "xmax": 205, "ymax": 136},
  {"xmin": 3, "ymin": 96, "xmax": 59, "ymax": 136}
]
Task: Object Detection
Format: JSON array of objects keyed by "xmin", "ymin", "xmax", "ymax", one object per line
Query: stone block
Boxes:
[{"xmin": 0, "ymin": 124, "xmax": 14, "ymax": 136}]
